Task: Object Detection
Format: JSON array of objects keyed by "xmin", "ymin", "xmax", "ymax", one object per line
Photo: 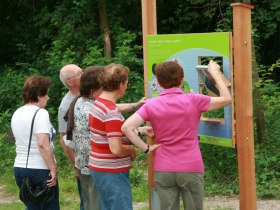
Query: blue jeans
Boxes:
[
  {"xmin": 90, "ymin": 170, "xmax": 132, "ymax": 210},
  {"xmin": 14, "ymin": 167, "xmax": 60, "ymax": 210}
]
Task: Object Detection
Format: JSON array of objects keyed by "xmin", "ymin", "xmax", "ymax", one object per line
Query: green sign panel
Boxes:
[{"xmin": 147, "ymin": 32, "xmax": 233, "ymax": 147}]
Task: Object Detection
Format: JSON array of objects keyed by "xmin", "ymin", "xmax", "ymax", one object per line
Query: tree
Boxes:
[{"xmin": 98, "ymin": 0, "xmax": 112, "ymax": 57}]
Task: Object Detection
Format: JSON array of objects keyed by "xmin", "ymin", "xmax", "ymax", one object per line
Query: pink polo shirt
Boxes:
[{"xmin": 137, "ymin": 87, "xmax": 210, "ymax": 172}]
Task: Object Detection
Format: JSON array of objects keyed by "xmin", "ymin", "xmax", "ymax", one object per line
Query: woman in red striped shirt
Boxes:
[{"xmin": 88, "ymin": 63, "xmax": 157, "ymax": 210}]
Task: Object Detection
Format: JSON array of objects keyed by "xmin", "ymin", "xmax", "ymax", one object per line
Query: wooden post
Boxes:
[
  {"xmin": 231, "ymin": 3, "xmax": 257, "ymax": 210},
  {"xmin": 141, "ymin": 0, "xmax": 157, "ymax": 209},
  {"xmin": 141, "ymin": 0, "xmax": 157, "ymax": 96}
]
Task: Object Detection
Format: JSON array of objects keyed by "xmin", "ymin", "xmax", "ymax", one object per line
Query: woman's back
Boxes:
[
  {"xmin": 137, "ymin": 88, "xmax": 211, "ymax": 172},
  {"xmin": 12, "ymin": 105, "xmax": 51, "ymax": 169}
]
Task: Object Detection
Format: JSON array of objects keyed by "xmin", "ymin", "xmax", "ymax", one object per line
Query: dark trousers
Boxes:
[{"xmin": 14, "ymin": 167, "xmax": 60, "ymax": 210}]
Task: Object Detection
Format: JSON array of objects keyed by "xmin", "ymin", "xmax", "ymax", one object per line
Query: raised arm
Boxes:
[
  {"xmin": 207, "ymin": 60, "xmax": 232, "ymax": 111},
  {"xmin": 117, "ymin": 97, "xmax": 146, "ymax": 113}
]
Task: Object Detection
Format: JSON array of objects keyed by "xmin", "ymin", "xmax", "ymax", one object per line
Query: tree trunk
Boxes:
[{"xmin": 98, "ymin": 0, "xmax": 112, "ymax": 57}]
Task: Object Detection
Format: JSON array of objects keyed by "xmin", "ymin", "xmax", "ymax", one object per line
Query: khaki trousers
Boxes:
[{"xmin": 154, "ymin": 172, "xmax": 204, "ymax": 210}]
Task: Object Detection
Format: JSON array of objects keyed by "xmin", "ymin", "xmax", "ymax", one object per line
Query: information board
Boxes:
[{"xmin": 147, "ymin": 32, "xmax": 234, "ymax": 147}]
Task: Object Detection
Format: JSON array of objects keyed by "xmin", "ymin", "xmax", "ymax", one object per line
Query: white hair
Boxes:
[{"xmin": 59, "ymin": 64, "xmax": 81, "ymax": 88}]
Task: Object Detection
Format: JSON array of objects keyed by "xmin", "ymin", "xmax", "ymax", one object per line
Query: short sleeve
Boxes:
[
  {"xmin": 34, "ymin": 109, "xmax": 51, "ymax": 134},
  {"xmin": 190, "ymin": 93, "xmax": 211, "ymax": 112},
  {"xmin": 137, "ymin": 102, "xmax": 150, "ymax": 121},
  {"xmin": 104, "ymin": 110, "xmax": 124, "ymax": 140}
]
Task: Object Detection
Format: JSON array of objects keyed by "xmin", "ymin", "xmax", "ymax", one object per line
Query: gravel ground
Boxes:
[
  {"xmin": 1, "ymin": 186, "xmax": 279, "ymax": 209},
  {"xmin": 133, "ymin": 196, "xmax": 280, "ymax": 210}
]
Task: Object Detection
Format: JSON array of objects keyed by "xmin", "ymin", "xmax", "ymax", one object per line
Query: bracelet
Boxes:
[
  {"xmin": 136, "ymin": 128, "xmax": 141, "ymax": 136},
  {"xmin": 144, "ymin": 145, "xmax": 150, "ymax": 154}
]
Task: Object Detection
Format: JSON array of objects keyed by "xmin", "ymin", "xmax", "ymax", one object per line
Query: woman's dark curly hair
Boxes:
[
  {"xmin": 22, "ymin": 75, "xmax": 51, "ymax": 103},
  {"xmin": 80, "ymin": 66, "xmax": 103, "ymax": 97}
]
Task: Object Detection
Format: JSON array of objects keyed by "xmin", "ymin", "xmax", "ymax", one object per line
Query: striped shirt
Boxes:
[{"xmin": 88, "ymin": 97, "xmax": 131, "ymax": 173}]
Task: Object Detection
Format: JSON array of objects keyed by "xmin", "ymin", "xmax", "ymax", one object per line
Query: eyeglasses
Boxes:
[{"xmin": 66, "ymin": 71, "xmax": 83, "ymax": 80}]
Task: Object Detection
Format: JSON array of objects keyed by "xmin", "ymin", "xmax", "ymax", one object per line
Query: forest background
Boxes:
[{"xmin": 0, "ymin": 0, "xmax": 279, "ymax": 208}]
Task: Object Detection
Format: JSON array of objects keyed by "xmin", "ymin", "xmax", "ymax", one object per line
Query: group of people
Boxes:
[{"xmin": 11, "ymin": 60, "xmax": 231, "ymax": 210}]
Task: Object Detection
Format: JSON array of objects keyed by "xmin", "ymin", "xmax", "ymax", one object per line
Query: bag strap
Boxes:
[
  {"xmin": 64, "ymin": 96, "xmax": 80, "ymax": 140},
  {"xmin": 24, "ymin": 108, "xmax": 40, "ymax": 178}
]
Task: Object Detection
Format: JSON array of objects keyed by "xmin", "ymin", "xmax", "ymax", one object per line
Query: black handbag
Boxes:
[{"xmin": 19, "ymin": 108, "xmax": 56, "ymax": 205}]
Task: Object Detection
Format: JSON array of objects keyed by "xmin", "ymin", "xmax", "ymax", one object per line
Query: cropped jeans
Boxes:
[
  {"xmin": 14, "ymin": 167, "xmax": 60, "ymax": 210},
  {"xmin": 90, "ymin": 170, "xmax": 132, "ymax": 210}
]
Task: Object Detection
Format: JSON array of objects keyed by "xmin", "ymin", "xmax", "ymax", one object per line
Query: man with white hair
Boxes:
[{"xmin": 58, "ymin": 64, "xmax": 84, "ymax": 210}]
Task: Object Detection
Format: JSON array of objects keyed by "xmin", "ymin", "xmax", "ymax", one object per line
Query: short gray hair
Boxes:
[{"xmin": 59, "ymin": 64, "xmax": 81, "ymax": 88}]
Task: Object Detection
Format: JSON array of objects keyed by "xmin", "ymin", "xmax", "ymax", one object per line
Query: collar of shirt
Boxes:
[{"xmin": 159, "ymin": 87, "xmax": 184, "ymax": 96}]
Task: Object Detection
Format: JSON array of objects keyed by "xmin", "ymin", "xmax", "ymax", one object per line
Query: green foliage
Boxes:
[
  {"xmin": 0, "ymin": 110, "xmax": 13, "ymax": 132},
  {"xmin": 0, "ymin": 67, "xmax": 25, "ymax": 110},
  {"xmin": 203, "ymin": 107, "xmax": 225, "ymax": 119},
  {"xmin": 130, "ymin": 149, "xmax": 150, "ymax": 202},
  {"xmin": 0, "ymin": 0, "xmax": 280, "ymax": 202},
  {"xmin": 130, "ymin": 148, "xmax": 148, "ymax": 187},
  {"xmin": 255, "ymin": 145, "xmax": 280, "ymax": 198},
  {"xmin": 201, "ymin": 144, "xmax": 239, "ymax": 196},
  {"xmin": 255, "ymin": 62, "xmax": 280, "ymax": 143},
  {"xmin": 0, "ymin": 134, "xmax": 16, "ymax": 175},
  {"xmin": 253, "ymin": 65, "xmax": 280, "ymax": 198}
]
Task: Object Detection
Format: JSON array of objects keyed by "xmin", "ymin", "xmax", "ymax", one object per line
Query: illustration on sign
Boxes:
[{"xmin": 147, "ymin": 32, "xmax": 233, "ymax": 147}]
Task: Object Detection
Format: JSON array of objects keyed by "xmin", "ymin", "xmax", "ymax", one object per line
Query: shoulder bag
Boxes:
[{"xmin": 19, "ymin": 108, "xmax": 56, "ymax": 204}]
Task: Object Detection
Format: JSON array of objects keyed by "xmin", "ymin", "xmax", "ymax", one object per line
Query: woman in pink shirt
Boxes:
[{"xmin": 122, "ymin": 60, "xmax": 231, "ymax": 210}]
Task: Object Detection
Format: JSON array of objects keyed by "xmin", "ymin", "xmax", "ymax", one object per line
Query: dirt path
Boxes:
[
  {"xmin": 133, "ymin": 196, "xmax": 280, "ymax": 210},
  {"xmin": 204, "ymin": 196, "xmax": 280, "ymax": 210},
  {"xmin": 1, "ymin": 185, "xmax": 280, "ymax": 209},
  {"xmin": 0, "ymin": 185, "xmax": 16, "ymax": 203}
]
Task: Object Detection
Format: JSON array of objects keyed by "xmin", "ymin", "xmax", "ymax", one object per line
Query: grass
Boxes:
[
  {"xmin": 0, "ymin": 167, "xmax": 150, "ymax": 210},
  {"xmin": 0, "ymin": 167, "xmax": 151, "ymax": 209},
  {"xmin": 0, "ymin": 135, "xmax": 150, "ymax": 209},
  {"xmin": 1, "ymin": 134, "xmax": 145, "ymax": 209},
  {"xmin": 0, "ymin": 170, "xmax": 80, "ymax": 210}
]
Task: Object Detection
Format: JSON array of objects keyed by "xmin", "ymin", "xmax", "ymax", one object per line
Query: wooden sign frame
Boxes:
[{"xmin": 141, "ymin": 1, "xmax": 256, "ymax": 209}]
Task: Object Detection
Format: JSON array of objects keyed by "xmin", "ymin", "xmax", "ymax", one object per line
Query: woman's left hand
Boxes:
[
  {"xmin": 47, "ymin": 169, "xmax": 57, "ymax": 187},
  {"xmin": 137, "ymin": 97, "xmax": 146, "ymax": 108},
  {"xmin": 140, "ymin": 126, "xmax": 154, "ymax": 137}
]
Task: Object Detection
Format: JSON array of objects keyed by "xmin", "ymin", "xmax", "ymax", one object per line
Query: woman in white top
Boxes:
[{"xmin": 11, "ymin": 75, "xmax": 59, "ymax": 210}]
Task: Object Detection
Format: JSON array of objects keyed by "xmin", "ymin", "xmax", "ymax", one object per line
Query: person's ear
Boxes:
[
  {"xmin": 65, "ymin": 79, "xmax": 72, "ymax": 87},
  {"xmin": 119, "ymin": 82, "xmax": 125, "ymax": 90}
]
